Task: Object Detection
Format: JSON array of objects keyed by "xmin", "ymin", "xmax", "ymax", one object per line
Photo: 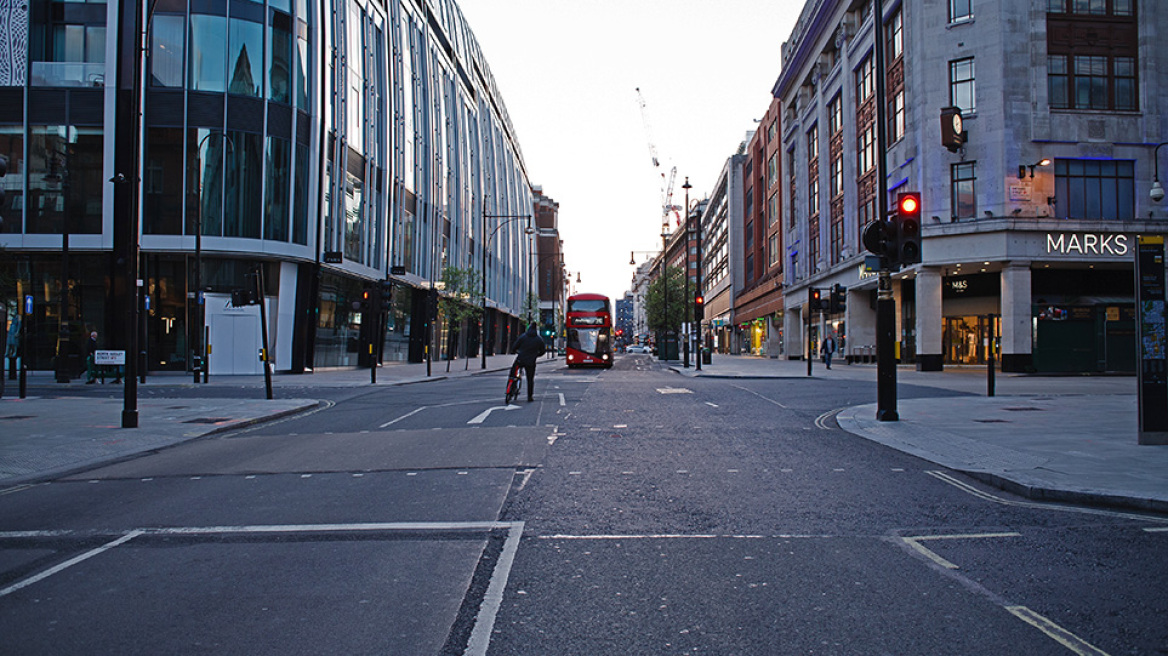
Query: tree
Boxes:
[
  {"xmin": 438, "ymin": 266, "xmax": 483, "ymax": 371},
  {"xmin": 644, "ymin": 264, "xmax": 685, "ymax": 334}
]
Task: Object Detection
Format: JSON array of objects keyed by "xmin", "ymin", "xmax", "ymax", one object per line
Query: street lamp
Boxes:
[
  {"xmin": 190, "ymin": 131, "xmax": 234, "ymax": 383},
  {"xmin": 1151, "ymin": 142, "xmax": 1167, "ymax": 202},
  {"xmin": 481, "ymin": 212, "xmax": 532, "ymax": 369}
]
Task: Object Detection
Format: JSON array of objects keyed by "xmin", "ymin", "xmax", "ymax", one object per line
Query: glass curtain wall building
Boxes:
[{"xmin": 0, "ymin": 0, "xmax": 533, "ymax": 375}]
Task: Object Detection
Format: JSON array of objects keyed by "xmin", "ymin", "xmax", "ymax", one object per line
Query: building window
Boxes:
[
  {"xmin": 788, "ymin": 149, "xmax": 798, "ymax": 230},
  {"xmin": 949, "ymin": 58, "xmax": 976, "ymax": 113},
  {"xmin": 768, "ymin": 192, "xmax": 779, "ymax": 227},
  {"xmin": 828, "ymin": 94, "xmax": 843, "ymax": 136},
  {"xmin": 808, "ymin": 177, "xmax": 819, "ymax": 219},
  {"xmin": 886, "ymin": 9, "xmax": 903, "ymax": 60},
  {"xmin": 189, "ymin": 14, "xmax": 227, "ymax": 92},
  {"xmin": 951, "ymin": 162, "xmax": 976, "ymax": 219},
  {"xmin": 769, "ymin": 233, "xmax": 780, "ymax": 267},
  {"xmin": 1054, "ymin": 159, "xmax": 1134, "ymax": 220},
  {"xmin": 950, "ymin": 0, "xmax": 973, "ymax": 22},
  {"xmin": 150, "ymin": 15, "xmax": 184, "ymax": 87},
  {"xmin": 888, "ymin": 90, "xmax": 905, "ymax": 143},
  {"xmin": 1047, "ymin": 2, "xmax": 1137, "ymax": 111},
  {"xmin": 768, "ymin": 153, "xmax": 778, "ymax": 188},
  {"xmin": 808, "ymin": 214, "xmax": 820, "ymax": 272},
  {"xmin": 807, "ymin": 124, "xmax": 818, "ymax": 160},
  {"xmin": 857, "ymin": 123, "xmax": 875, "ymax": 175},
  {"xmin": 228, "ymin": 17, "xmax": 264, "ymax": 97},
  {"xmin": 830, "ymin": 155, "xmax": 843, "ymax": 198},
  {"xmin": 857, "ymin": 197, "xmax": 876, "ymax": 243},
  {"xmin": 1048, "ymin": 0, "xmax": 1133, "ymax": 16},
  {"xmin": 856, "ymin": 56, "xmax": 873, "ymax": 102}
]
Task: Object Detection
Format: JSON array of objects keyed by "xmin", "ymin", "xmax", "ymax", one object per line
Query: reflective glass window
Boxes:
[
  {"xmin": 293, "ymin": 143, "xmax": 309, "ymax": 244},
  {"xmin": 269, "ymin": 16, "xmax": 292, "ymax": 104},
  {"xmin": 189, "ymin": 14, "xmax": 227, "ymax": 92},
  {"xmin": 295, "ymin": 37, "xmax": 309, "ymax": 110},
  {"xmin": 225, "ymin": 131, "xmax": 263, "ymax": 238},
  {"xmin": 144, "ymin": 127, "xmax": 184, "ymax": 234},
  {"xmin": 0, "ymin": 127, "xmax": 23, "ymax": 233},
  {"xmin": 186, "ymin": 129, "xmax": 227, "ymax": 236},
  {"xmin": 228, "ymin": 18, "xmax": 263, "ymax": 97},
  {"xmin": 151, "ymin": 15, "xmax": 185, "ymax": 87},
  {"xmin": 264, "ymin": 136, "xmax": 291, "ymax": 241}
]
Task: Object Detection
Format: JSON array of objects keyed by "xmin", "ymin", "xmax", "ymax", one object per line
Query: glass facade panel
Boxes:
[
  {"xmin": 0, "ymin": 127, "xmax": 23, "ymax": 233},
  {"xmin": 296, "ymin": 37, "xmax": 309, "ymax": 110},
  {"xmin": 151, "ymin": 15, "xmax": 185, "ymax": 87},
  {"xmin": 228, "ymin": 18, "xmax": 264, "ymax": 97},
  {"xmin": 293, "ymin": 143, "xmax": 309, "ymax": 245},
  {"xmin": 269, "ymin": 18, "xmax": 292, "ymax": 104},
  {"xmin": 187, "ymin": 129, "xmax": 227, "ymax": 237},
  {"xmin": 264, "ymin": 136, "xmax": 291, "ymax": 241},
  {"xmin": 225, "ymin": 131, "xmax": 263, "ymax": 238},
  {"xmin": 144, "ymin": 127, "xmax": 184, "ymax": 234},
  {"xmin": 27, "ymin": 126, "xmax": 102, "ymax": 235},
  {"xmin": 343, "ymin": 170, "xmax": 365, "ymax": 260},
  {"xmin": 189, "ymin": 14, "xmax": 227, "ymax": 92}
]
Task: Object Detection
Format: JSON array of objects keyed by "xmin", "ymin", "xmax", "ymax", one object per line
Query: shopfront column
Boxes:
[
  {"xmin": 1000, "ymin": 261, "xmax": 1032, "ymax": 373},
  {"xmin": 915, "ymin": 266, "xmax": 943, "ymax": 371}
]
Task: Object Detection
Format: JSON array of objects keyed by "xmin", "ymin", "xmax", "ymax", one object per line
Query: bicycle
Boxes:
[{"xmin": 504, "ymin": 360, "xmax": 523, "ymax": 405}]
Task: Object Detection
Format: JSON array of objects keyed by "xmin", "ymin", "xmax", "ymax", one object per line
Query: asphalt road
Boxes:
[{"xmin": 2, "ymin": 354, "xmax": 1166, "ymax": 655}]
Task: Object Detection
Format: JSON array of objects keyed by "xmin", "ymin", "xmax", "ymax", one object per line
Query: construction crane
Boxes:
[{"xmin": 635, "ymin": 87, "xmax": 682, "ymax": 226}]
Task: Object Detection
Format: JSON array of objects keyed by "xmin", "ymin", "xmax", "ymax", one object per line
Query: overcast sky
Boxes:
[{"xmin": 456, "ymin": 0, "xmax": 805, "ymax": 303}]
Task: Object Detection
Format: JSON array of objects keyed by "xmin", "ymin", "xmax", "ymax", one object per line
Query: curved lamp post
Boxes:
[{"xmin": 481, "ymin": 213, "xmax": 532, "ymax": 369}]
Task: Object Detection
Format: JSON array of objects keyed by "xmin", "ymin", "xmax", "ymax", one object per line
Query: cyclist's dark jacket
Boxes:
[{"xmin": 511, "ymin": 327, "xmax": 546, "ymax": 366}]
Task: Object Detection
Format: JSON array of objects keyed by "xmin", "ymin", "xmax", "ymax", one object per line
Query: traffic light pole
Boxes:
[{"xmin": 872, "ymin": 0, "xmax": 898, "ymax": 421}]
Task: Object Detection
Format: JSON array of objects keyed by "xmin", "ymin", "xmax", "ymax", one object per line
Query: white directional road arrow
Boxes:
[{"xmin": 467, "ymin": 404, "xmax": 522, "ymax": 424}]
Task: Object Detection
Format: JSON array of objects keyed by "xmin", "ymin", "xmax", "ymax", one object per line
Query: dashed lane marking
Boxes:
[{"xmin": 656, "ymin": 387, "xmax": 693, "ymax": 394}]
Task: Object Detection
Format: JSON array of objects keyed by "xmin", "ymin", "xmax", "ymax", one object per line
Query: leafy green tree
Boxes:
[
  {"xmin": 438, "ymin": 266, "xmax": 483, "ymax": 371},
  {"xmin": 645, "ymin": 264, "xmax": 684, "ymax": 333}
]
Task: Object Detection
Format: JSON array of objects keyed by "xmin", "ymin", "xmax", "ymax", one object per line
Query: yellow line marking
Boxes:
[
  {"xmin": 900, "ymin": 532, "xmax": 1021, "ymax": 570},
  {"xmin": 1006, "ymin": 605, "xmax": 1111, "ymax": 656}
]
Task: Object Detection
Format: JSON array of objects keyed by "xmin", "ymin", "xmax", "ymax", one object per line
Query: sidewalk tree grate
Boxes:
[{"xmin": 183, "ymin": 417, "xmax": 232, "ymax": 424}]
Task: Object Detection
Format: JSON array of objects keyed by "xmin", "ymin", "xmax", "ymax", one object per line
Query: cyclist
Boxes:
[{"xmin": 510, "ymin": 324, "xmax": 547, "ymax": 402}]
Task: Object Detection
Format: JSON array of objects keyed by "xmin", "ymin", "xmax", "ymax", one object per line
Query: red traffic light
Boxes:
[
  {"xmin": 694, "ymin": 294, "xmax": 704, "ymax": 306},
  {"xmin": 899, "ymin": 193, "xmax": 919, "ymax": 215}
]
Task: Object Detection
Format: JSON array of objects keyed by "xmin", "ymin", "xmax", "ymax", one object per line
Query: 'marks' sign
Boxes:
[{"xmin": 1046, "ymin": 233, "xmax": 1129, "ymax": 256}]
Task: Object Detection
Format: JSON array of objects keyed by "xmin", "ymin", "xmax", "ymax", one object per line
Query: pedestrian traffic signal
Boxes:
[
  {"xmin": 829, "ymin": 284, "xmax": 846, "ymax": 313},
  {"xmin": 894, "ymin": 192, "xmax": 922, "ymax": 265}
]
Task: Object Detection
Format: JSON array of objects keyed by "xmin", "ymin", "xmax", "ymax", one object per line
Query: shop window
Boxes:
[{"xmin": 1053, "ymin": 159, "xmax": 1134, "ymax": 220}]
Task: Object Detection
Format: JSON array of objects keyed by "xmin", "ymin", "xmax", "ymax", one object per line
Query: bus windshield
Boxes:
[{"xmin": 568, "ymin": 299, "xmax": 608, "ymax": 313}]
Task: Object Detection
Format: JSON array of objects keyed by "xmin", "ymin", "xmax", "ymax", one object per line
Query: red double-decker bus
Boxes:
[{"xmin": 565, "ymin": 293, "xmax": 613, "ymax": 368}]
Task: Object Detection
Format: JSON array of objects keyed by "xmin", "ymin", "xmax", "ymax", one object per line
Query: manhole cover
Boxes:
[
  {"xmin": 974, "ymin": 419, "xmax": 1010, "ymax": 423},
  {"xmin": 183, "ymin": 417, "xmax": 231, "ymax": 424},
  {"xmin": 0, "ymin": 415, "xmax": 33, "ymax": 421},
  {"xmin": 1002, "ymin": 406, "xmax": 1044, "ymax": 412}
]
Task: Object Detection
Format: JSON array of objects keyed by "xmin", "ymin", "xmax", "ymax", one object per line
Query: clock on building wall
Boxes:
[{"xmin": 941, "ymin": 106, "xmax": 965, "ymax": 152}]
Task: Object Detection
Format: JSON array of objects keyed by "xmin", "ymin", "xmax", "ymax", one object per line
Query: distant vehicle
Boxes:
[
  {"xmin": 566, "ymin": 293, "xmax": 613, "ymax": 368},
  {"xmin": 625, "ymin": 344, "xmax": 648, "ymax": 354}
]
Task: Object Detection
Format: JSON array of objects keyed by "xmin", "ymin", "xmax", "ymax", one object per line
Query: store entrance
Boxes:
[{"xmin": 943, "ymin": 315, "xmax": 999, "ymax": 365}]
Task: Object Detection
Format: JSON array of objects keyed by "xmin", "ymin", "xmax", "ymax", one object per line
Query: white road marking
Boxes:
[
  {"xmin": 927, "ymin": 470, "xmax": 1168, "ymax": 524},
  {"xmin": 1144, "ymin": 527, "xmax": 1168, "ymax": 533},
  {"xmin": 467, "ymin": 405, "xmax": 521, "ymax": 424},
  {"xmin": 465, "ymin": 522, "xmax": 526, "ymax": 656},
  {"xmin": 900, "ymin": 532, "xmax": 1021, "ymax": 570},
  {"xmin": 1006, "ymin": 605, "xmax": 1112, "ymax": 656},
  {"xmin": 380, "ymin": 406, "xmax": 427, "ymax": 428},
  {"xmin": 656, "ymin": 387, "xmax": 693, "ymax": 394},
  {"xmin": 0, "ymin": 530, "xmax": 143, "ymax": 598},
  {"xmin": 705, "ymin": 402, "xmax": 719, "ymax": 407},
  {"xmin": 558, "ymin": 393, "xmax": 566, "ymax": 406},
  {"xmin": 732, "ymin": 384, "xmax": 787, "ymax": 408}
]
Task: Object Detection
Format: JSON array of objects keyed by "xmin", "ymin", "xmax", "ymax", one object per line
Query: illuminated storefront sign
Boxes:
[{"xmin": 1045, "ymin": 233, "xmax": 1129, "ymax": 256}]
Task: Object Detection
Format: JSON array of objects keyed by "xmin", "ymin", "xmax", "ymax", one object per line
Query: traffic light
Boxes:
[
  {"xmin": 894, "ymin": 192, "xmax": 922, "ymax": 265},
  {"xmin": 380, "ymin": 281, "xmax": 394, "ymax": 308},
  {"xmin": 808, "ymin": 287, "xmax": 825, "ymax": 311},
  {"xmin": 829, "ymin": 283, "xmax": 846, "ymax": 313},
  {"xmin": 694, "ymin": 294, "xmax": 704, "ymax": 319}
]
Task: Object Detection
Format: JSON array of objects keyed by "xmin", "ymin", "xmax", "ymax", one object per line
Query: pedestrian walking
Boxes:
[
  {"xmin": 510, "ymin": 324, "xmax": 547, "ymax": 402},
  {"xmin": 85, "ymin": 331, "xmax": 99, "ymax": 383},
  {"xmin": 820, "ymin": 333, "xmax": 836, "ymax": 370}
]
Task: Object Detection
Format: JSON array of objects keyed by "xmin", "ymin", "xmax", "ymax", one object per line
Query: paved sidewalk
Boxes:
[
  {"xmin": 0, "ymin": 353, "xmax": 549, "ymax": 486},
  {"xmin": 667, "ymin": 353, "xmax": 1168, "ymax": 514}
]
